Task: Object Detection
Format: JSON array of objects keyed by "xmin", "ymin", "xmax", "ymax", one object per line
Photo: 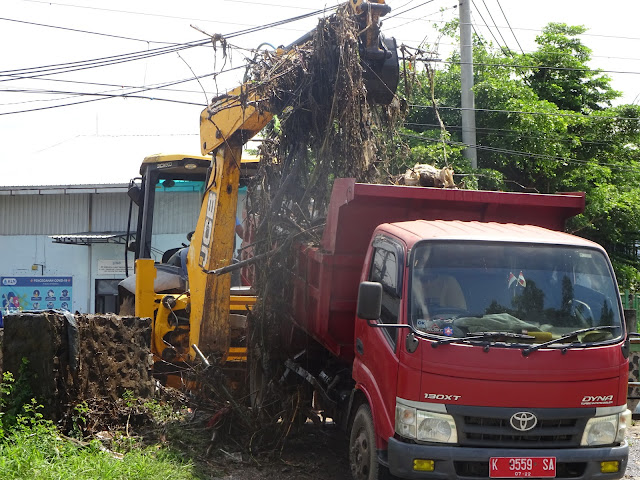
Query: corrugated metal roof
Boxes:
[{"xmin": 0, "ymin": 184, "xmax": 128, "ymax": 195}]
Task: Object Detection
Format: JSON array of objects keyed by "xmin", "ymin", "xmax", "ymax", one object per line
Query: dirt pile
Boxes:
[{"xmin": 2, "ymin": 311, "xmax": 154, "ymax": 422}]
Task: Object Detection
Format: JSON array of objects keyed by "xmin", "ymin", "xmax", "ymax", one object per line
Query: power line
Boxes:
[
  {"xmin": 0, "ymin": 63, "xmax": 248, "ymax": 108},
  {"xmin": 428, "ymin": 58, "xmax": 640, "ymax": 77},
  {"xmin": 404, "ymin": 122, "xmax": 617, "ymax": 146},
  {"xmin": 400, "ymin": 132, "xmax": 639, "ymax": 171},
  {"xmin": 0, "ymin": 76, "xmax": 214, "ymax": 106},
  {"xmin": 0, "ymin": 16, "xmax": 176, "ymax": 44},
  {"xmin": 1, "ymin": 6, "xmax": 333, "ymax": 83},
  {"xmin": 478, "ymin": 0, "xmax": 512, "ymax": 55},
  {"xmin": 0, "ymin": 68, "xmax": 230, "ymax": 115},
  {"xmin": 409, "ymin": 103, "xmax": 640, "ymax": 121},
  {"xmin": 19, "ymin": 0, "xmax": 341, "ymax": 20},
  {"xmin": 385, "ymin": 0, "xmax": 436, "ymax": 21},
  {"xmin": 493, "ymin": 0, "xmax": 524, "ymax": 55},
  {"xmin": 470, "ymin": 0, "xmax": 507, "ymax": 54},
  {"xmin": 0, "ymin": 40, "xmax": 209, "ymax": 80},
  {"xmin": 384, "ymin": 5, "xmax": 458, "ymax": 32}
]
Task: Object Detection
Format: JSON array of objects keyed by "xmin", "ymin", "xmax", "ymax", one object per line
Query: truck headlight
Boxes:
[
  {"xmin": 396, "ymin": 403, "xmax": 457, "ymax": 444},
  {"xmin": 417, "ymin": 411, "xmax": 458, "ymax": 443},
  {"xmin": 581, "ymin": 410, "xmax": 631, "ymax": 446}
]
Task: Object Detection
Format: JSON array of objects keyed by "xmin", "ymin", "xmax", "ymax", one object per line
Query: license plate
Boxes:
[{"xmin": 489, "ymin": 457, "xmax": 556, "ymax": 478}]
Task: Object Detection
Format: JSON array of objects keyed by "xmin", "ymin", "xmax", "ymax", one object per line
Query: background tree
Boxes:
[{"xmin": 398, "ymin": 21, "xmax": 640, "ymax": 290}]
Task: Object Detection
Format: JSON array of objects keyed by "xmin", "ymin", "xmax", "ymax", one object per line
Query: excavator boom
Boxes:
[{"xmin": 190, "ymin": 0, "xmax": 399, "ymax": 361}]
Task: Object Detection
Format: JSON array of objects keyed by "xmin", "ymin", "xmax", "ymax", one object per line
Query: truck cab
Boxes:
[{"xmin": 357, "ymin": 221, "xmax": 629, "ymax": 479}]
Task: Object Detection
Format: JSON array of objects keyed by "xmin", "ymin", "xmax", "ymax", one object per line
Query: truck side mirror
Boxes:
[{"xmin": 357, "ymin": 281, "xmax": 383, "ymax": 321}]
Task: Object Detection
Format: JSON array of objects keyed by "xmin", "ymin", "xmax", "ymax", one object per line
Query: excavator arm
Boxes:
[{"xmin": 188, "ymin": 0, "xmax": 399, "ymax": 361}]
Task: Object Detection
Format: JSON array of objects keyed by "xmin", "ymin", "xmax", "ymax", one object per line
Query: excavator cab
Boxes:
[{"xmin": 119, "ymin": 154, "xmax": 259, "ymax": 384}]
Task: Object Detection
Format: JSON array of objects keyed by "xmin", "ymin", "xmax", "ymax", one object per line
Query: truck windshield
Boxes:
[{"xmin": 410, "ymin": 241, "xmax": 623, "ymax": 345}]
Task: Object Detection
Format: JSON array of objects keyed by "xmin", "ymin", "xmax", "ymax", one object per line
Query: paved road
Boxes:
[{"xmin": 626, "ymin": 424, "xmax": 640, "ymax": 478}]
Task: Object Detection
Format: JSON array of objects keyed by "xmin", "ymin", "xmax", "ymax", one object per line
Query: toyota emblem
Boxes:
[{"xmin": 510, "ymin": 412, "xmax": 538, "ymax": 432}]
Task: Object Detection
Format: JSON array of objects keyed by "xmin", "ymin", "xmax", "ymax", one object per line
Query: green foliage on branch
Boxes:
[{"xmin": 400, "ymin": 21, "xmax": 640, "ymax": 290}]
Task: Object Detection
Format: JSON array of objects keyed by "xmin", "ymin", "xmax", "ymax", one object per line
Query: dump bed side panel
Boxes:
[{"xmin": 292, "ymin": 178, "xmax": 585, "ymax": 362}]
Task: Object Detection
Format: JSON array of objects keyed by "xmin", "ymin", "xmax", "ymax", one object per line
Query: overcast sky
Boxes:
[{"xmin": 2, "ymin": 0, "xmax": 640, "ymax": 186}]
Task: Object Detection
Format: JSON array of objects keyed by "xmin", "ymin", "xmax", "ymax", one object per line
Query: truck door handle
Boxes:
[{"xmin": 356, "ymin": 338, "xmax": 364, "ymax": 355}]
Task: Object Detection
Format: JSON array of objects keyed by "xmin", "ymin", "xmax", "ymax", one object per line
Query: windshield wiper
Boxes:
[
  {"xmin": 432, "ymin": 331, "xmax": 536, "ymax": 348},
  {"xmin": 521, "ymin": 325, "xmax": 619, "ymax": 357}
]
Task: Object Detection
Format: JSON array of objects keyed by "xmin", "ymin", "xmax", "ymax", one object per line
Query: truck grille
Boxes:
[{"xmin": 448, "ymin": 406, "xmax": 590, "ymax": 448}]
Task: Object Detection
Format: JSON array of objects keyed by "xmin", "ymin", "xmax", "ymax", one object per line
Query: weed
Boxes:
[{"xmin": 70, "ymin": 401, "xmax": 89, "ymax": 439}]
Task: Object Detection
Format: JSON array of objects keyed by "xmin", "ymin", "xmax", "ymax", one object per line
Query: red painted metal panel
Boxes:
[
  {"xmin": 297, "ymin": 179, "xmax": 585, "ymax": 361},
  {"xmin": 321, "ymin": 179, "xmax": 584, "ymax": 256},
  {"xmin": 400, "ymin": 340, "xmax": 628, "ymax": 408}
]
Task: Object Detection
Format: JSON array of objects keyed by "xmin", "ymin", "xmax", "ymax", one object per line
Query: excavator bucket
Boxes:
[{"xmin": 362, "ymin": 35, "xmax": 399, "ymax": 105}]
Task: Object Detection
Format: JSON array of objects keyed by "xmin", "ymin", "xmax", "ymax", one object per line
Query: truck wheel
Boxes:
[{"xmin": 350, "ymin": 404, "xmax": 386, "ymax": 480}]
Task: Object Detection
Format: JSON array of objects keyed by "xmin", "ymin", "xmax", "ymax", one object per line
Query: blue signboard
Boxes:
[{"xmin": 1, "ymin": 277, "xmax": 72, "ymax": 313}]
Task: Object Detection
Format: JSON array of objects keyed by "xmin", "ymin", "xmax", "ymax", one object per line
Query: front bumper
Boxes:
[{"xmin": 387, "ymin": 437, "xmax": 629, "ymax": 480}]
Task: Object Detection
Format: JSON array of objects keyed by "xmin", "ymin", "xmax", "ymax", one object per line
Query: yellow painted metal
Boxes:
[
  {"xmin": 141, "ymin": 153, "xmax": 209, "ymax": 167},
  {"xmin": 134, "ymin": 259, "xmax": 157, "ymax": 319},
  {"xmin": 230, "ymin": 294, "xmax": 257, "ymax": 311},
  {"xmin": 187, "ymin": 143, "xmax": 243, "ymax": 361},
  {"xmin": 200, "ymin": 85, "xmax": 273, "ymax": 156},
  {"xmin": 152, "ymin": 295, "xmax": 189, "ymax": 361},
  {"xmin": 226, "ymin": 347, "xmax": 248, "ymax": 362}
]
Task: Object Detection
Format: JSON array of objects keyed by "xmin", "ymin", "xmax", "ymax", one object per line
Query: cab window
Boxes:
[{"xmin": 369, "ymin": 241, "xmax": 402, "ymax": 348}]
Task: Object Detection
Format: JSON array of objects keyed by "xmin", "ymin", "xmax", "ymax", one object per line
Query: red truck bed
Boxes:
[{"xmin": 291, "ymin": 178, "xmax": 585, "ymax": 362}]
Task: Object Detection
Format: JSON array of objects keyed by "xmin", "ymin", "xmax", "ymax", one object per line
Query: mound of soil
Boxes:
[{"xmin": 3, "ymin": 311, "xmax": 154, "ymax": 421}]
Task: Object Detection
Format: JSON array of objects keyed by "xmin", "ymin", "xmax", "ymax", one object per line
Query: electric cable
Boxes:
[
  {"xmin": 470, "ymin": 0, "xmax": 507, "ymax": 54},
  {"xmin": 404, "ymin": 122, "xmax": 617, "ymax": 146},
  {"xmin": 0, "ymin": 16, "xmax": 177, "ymax": 44},
  {"xmin": 494, "ymin": 0, "xmax": 524, "ymax": 55},
  {"xmin": 0, "ymin": 6, "xmax": 335, "ymax": 82},
  {"xmin": 408, "ymin": 103, "xmax": 640, "ymax": 121},
  {"xmin": 400, "ymin": 132, "xmax": 639, "ymax": 170},
  {"xmin": 384, "ymin": 0, "xmax": 436, "ymax": 21},
  {"xmin": 478, "ymin": 0, "xmax": 512, "ymax": 55}
]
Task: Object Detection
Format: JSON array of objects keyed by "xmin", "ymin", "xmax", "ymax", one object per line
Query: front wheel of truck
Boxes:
[{"xmin": 350, "ymin": 404, "xmax": 392, "ymax": 480}]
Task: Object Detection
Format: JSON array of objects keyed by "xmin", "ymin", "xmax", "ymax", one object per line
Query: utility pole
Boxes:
[{"xmin": 459, "ymin": 0, "xmax": 477, "ymax": 168}]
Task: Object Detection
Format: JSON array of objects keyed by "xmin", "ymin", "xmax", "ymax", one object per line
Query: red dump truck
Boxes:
[{"xmin": 283, "ymin": 178, "xmax": 630, "ymax": 480}]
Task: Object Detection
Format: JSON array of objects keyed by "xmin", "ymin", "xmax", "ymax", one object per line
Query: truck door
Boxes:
[{"xmin": 354, "ymin": 236, "xmax": 403, "ymax": 443}]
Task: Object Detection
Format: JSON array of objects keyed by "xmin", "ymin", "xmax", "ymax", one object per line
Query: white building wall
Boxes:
[
  {"xmin": 0, "ymin": 184, "xmax": 237, "ymax": 314},
  {"xmin": 1, "ymin": 235, "xmax": 90, "ymax": 312}
]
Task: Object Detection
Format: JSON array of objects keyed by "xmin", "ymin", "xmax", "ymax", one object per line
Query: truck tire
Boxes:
[{"xmin": 350, "ymin": 404, "xmax": 390, "ymax": 480}]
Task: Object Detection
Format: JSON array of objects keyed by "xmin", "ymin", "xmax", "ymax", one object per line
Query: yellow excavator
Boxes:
[{"xmin": 126, "ymin": 0, "xmax": 399, "ymax": 380}]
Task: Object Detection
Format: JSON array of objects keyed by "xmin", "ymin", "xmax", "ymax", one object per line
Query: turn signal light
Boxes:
[
  {"xmin": 413, "ymin": 459, "xmax": 434, "ymax": 472},
  {"xmin": 600, "ymin": 461, "xmax": 619, "ymax": 473}
]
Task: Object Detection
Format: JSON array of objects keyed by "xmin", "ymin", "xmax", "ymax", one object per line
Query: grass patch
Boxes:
[
  {"xmin": 0, "ymin": 404, "xmax": 201, "ymax": 480},
  {"xmin": 0, "ymin": 370, "xmax": 215, "ymax": 480}
]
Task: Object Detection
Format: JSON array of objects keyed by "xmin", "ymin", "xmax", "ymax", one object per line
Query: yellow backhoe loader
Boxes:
[{"xmin": 125, "ymin": 0, "xmax": 399, "ymax": 381}]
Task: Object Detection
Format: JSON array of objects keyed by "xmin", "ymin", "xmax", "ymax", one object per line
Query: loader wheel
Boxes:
[{"xmin": 350, "ymin": 404, "xmax": 384, "ymax": 480}]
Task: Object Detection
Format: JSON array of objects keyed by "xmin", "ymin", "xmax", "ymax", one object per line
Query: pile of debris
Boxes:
[{"xmin": 243, "ymin": 6, "xmax": 402, "ymax": 365}]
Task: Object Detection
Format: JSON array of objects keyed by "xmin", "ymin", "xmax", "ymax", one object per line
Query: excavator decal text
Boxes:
[{"xmin": 199, "ymin": 191, "xmax": 217, "ymax": 268}]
